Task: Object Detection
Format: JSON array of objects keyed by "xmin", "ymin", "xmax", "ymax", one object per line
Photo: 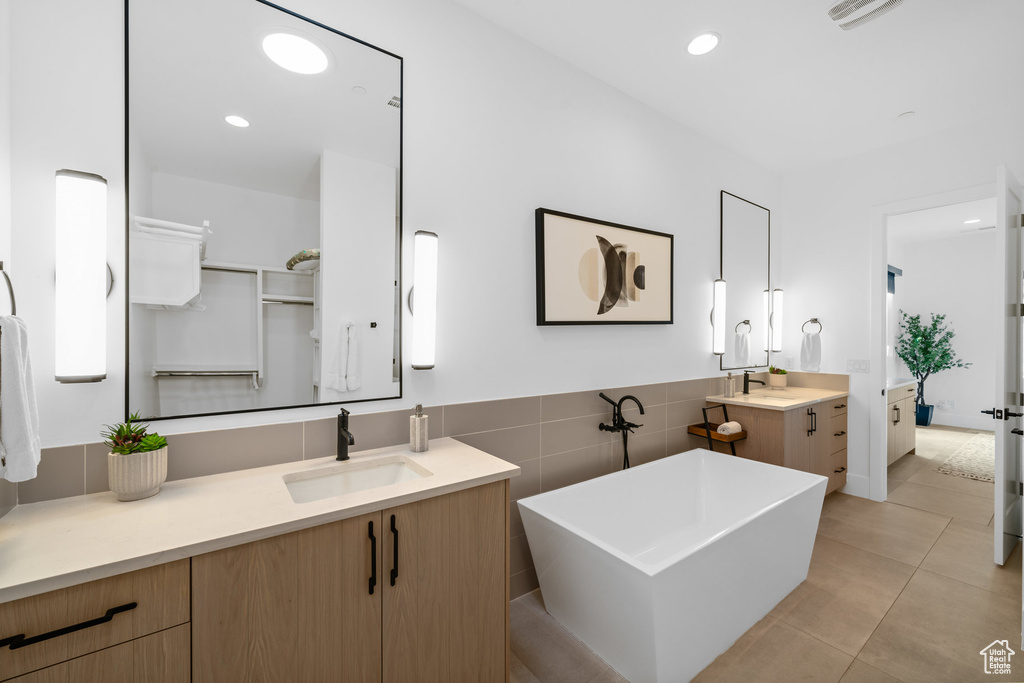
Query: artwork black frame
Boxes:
[{"xmin": 535, "ymin": 208, "xmax": 674, "ymax": 326}]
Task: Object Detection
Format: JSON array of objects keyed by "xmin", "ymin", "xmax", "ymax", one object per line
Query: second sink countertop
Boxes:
[
  {"xmin": 706, "ymin": 386, "xmax": 849, "ymax": 411},
  {"xmin": 0, "ymin": 437, "xmax": 519, "ymax": 604}
]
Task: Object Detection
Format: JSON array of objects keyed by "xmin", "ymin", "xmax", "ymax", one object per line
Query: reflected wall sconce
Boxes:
[
  {"xmin": 411, "ymin": 230, "xmax": 438, "ymax": 370},
  {"xmin": 762, "ymin": 289, "xmax": 770, "ymax": 353},
  {"xmin": 55, "ymin": 169, "xmax": 107, "ymax": 383},
  {"xmin": 771, "ymin": 288, "xmax": 784, "ymax": 353},
  {"xmin": 712, "ymin": 279, "xmax": 726, "ymax": 355}
]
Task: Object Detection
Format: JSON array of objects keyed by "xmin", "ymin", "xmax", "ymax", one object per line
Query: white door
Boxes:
[{"xmin": 994, "ymin": 165, "xmax": 1023, "ymax": 566}]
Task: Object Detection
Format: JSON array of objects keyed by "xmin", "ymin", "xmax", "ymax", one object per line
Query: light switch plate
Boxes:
[{"xmin": 846, "ymin": 359, "xmax": 870, "ymax": 373}]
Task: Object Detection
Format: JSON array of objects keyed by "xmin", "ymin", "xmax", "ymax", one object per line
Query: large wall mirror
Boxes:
[
  {"xmin": 127, "ymin": 0, "xmax": 402, "ymax": 419},
  {"xmin": 720, "ymin": 191, "xmax": 770, "ymax": 370}
]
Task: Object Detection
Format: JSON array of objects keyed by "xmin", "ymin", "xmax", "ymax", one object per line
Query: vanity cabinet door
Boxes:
[
  {"xmin": 191, "ymin": 512, "xmax": 382, "ymax": 683},
  {"xmin": 382, "ymin": 481, "xmax": 507, "ymax": 683}
]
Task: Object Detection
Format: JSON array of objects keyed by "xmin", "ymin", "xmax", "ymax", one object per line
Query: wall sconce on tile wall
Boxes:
[
  {"xmin": 54, "ymin": 169, "xmax": 107, "ymax": 384},
  {"xmin": 712, "ymin": 278, "xmax": 726, "ymax": 355},
  {"xmin": 411, "ymin": 230, "xmax": 438, "ymax": 370},
  {"xmin": 771, "ymin": 288, "xmax": 784, "ymax": 353}
]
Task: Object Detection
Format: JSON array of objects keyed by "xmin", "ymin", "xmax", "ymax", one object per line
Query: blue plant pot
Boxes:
[{"xmin": 916, "ymin": 404, "xmax": 934, "ymax": 427}]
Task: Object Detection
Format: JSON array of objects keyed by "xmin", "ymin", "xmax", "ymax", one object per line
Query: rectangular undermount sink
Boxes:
[{"xmin": 283, "ymin": 455, "xmax": 433, "ymax": 504}]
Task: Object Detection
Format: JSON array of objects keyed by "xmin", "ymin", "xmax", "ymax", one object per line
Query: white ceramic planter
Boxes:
[
  {"xmin": 108, "ymin": 446, "xmax": 167, "ymax": 501},
  {"xmin": 768, "ymin": 374, "xmax": 788, "ymax": 389}
]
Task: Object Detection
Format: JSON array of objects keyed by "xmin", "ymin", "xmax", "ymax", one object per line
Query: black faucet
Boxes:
[
  {"xmin": 337, "ymin": 408, "xmax": 355, "ymax": 461},
  {"xmin": 743, "ymin": 370, "xmax": 766, "ymax": 395},
  {"xmin": 598, "ymin": 393, "xmax": 645, "ymax": 469}
]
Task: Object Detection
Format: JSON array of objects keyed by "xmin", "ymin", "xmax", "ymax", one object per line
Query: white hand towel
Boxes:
[
  {"xmin": 800, "ymin": 332, "xmax": 821, "ymax": 372},
  {"xmin": 323, "ymin": 319, "xmax": 350, "ymax": 392},
  {"xmin": 0, "ymin": 316, "xmax": 41, "ymax": 483},
  {"xmin": 345, "ymin": 323, "xmax": 361, "ymax": 391},
  {"xmin": 717, "ymin": 421, "xmax": 743, "ymax": 435},
  {"xmin": 734, "ymin": 332, "xmax": 751, "ymax": 367}
]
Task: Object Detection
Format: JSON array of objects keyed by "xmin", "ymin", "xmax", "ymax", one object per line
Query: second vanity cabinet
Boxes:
[
  {"xmin": 191, "ymin": 481, "xmax": 508, "ymax": 682},
  {"xmin": 887, "ymin": 382, "xmax": 917, "ymax": 465},
  {"xmin": 711, "ymin": 395, "xmax": 849, "ymax": 494}
]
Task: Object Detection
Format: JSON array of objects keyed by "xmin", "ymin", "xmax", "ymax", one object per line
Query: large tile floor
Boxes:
[{"xmin": 509, "ymin": 425, "xmax": 1021, "ymax": 682}]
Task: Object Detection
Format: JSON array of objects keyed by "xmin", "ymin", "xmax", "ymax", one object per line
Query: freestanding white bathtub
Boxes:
[{"xmin": 518, "ymin": 448, "xmax": 827, "ymax": 683}]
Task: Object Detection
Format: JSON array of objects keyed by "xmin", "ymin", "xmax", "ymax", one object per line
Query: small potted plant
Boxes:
[
  {"xmin": 768, "ymin": 365, "xmax": 788, "ymax": 389},
  {"xmin": 102, "ymin": 412, "xmax": 168, "ymax": 501},
  {"xmin": 895, "ymin": 311, "xmax": 971, "ymax": 426}
]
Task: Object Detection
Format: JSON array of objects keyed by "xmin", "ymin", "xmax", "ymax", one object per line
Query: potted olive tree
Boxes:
[
  {"xmin": 101, "ymin": 412, "xmax": 168, "ymax": 501},
  {"xmin": 895, "ymin": 311, "xmax": 971, "ymax": 426}
]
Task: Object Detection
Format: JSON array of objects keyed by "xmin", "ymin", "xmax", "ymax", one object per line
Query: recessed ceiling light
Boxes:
[
  {"xmin": 262, "ymin": 32, "xmax": 329, "ymax": 75},
  {"xmin": 224, "ymin": 115, "xmax": 250, "ymax": 128},
  {"xmin": 897, "ymin": 110, "xmax": 916, "ymax": 120},
  {"xmin": 687, "ymin": 32, "xmax": 720, "ymax": 56},
  {"xmin": 964, "ymin": 218, "xmax": 981, "ymax": 224},
  {"xmin": 351, "ymin": 86, "xmax": 367, "ymax": 96}
]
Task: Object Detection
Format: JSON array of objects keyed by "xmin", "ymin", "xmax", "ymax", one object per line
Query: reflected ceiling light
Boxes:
[
  {"xmin": 224, "ymin": 115, "xmax": 250, "ymax": 128},
  {"xmin": 897, "ymin": 110, "xmax": 916, "ymax": 120},
  {"xmin": 262, "ymin": 32, "xmax": 329, "ymax": 74},
  {"xmin": 687, "ymin": 32, "xmax": 720, "ymax": 56},
  {"xmin": 351, "ymin": 86, "xmax": 367, "ymax": 96},
  {"xmin": 963, "ymin": 218, "xmax": 981, "ymax": 224}
]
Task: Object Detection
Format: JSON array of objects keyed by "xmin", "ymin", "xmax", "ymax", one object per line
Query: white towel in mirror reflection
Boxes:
[
  {"xmin": 0, "ymin": 316, "xmax": 41, "ymax": 482},
  {"xmin": 734, "ymin": 332, "xmax": 751, "ymax": 367},
  {"xmin": 325, "ymin": 322, "xmax": 361, "ymax": 392}
]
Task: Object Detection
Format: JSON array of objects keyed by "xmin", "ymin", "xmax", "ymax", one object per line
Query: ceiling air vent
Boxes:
[
  {"xmin": 828, "ymin": 0, "xmax": 903, "ymax": 30},
  {"xmin": 387, "ymin": 95, "xmax": 402, "ymax": 109}
]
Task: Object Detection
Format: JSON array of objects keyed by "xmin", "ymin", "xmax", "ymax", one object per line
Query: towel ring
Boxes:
[
  {"xmin": 0, "ymin": 262, "xmax": 15, "ymax": 316},
  {"xmin": 734, "ymin": 320, "xmax": 751, "ymax": 333},
  {"xmin": 802, "ymin": 317, "xmax": 822, "ymax": 334}
]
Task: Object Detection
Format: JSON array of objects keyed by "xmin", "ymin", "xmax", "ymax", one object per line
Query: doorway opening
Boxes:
[{"xmin": 884, "ymin": 198, "xmax": 996, "ymax": 509}]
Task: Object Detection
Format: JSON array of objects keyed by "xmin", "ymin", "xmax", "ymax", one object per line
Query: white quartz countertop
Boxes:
[
  {"xmin": 887, "ymin": 378, "xmax": 917, "ymax": 392},
  {"xmin": 706, "ymin": 387, "xmax": 849, "ymax": 412},
  {"xmin": 0, "ymin": 438, "xmax": 519, "ymax": 603}
]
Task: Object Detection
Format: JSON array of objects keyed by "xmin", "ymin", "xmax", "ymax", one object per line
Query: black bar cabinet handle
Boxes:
[
  {"xmin": 894, "ymin": 406, "xmax": 900, "ymax": 425},
  {"xmin": 834, "ymin": 466, "xmax": 846, "ymax": 474},
  {"xmin": 835, "ymin": 403, "xmax": 846, "ymax": 409},
  {"xmin": 390, "ymin": 514, "xmax": 399, "ymax": 586},
  {"xmin": 812, "ymin": 410, "xmax": 817, "ymax": 434},
  {"xmin": 0, "ymin": 602, "xmax": 137, "ymax": 651},
  {"xmin": 834, "ymin": 430, "xmax": 846, "ymax": 437},
  {"xmin": 368, "ymin": 520, "xmax": 377, "ymax": 595}
]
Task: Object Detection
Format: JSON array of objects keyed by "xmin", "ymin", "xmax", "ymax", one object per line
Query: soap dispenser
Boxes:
[
  {"xmin": 410, "ymin": 404, "xmax": 429, "ymax": 453},
  {"xmin": 724, "ymin": 372, "xmax": 736, "ymax": 398}
]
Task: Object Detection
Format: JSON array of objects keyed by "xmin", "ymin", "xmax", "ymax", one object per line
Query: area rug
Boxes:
[{"xmin": 937, "ymin": 432, "xmax": 995, "ymax": 483}]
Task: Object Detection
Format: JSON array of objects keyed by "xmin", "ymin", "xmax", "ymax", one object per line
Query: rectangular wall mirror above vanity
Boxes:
[
  {"xmin": 702, "ymin": 373, "xmax": 850, "ymax": 493},
  {"xmin": 127, "ymin": 0, "xmax": 403, "ymax": 421},
  {"xmin": 719, "ymin": 191, "xmax": 772, "ymax": 371}
]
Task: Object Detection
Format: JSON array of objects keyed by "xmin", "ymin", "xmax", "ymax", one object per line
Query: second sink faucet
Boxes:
[
  {"xmin": 743, "ymin": 370, "xmax": 766, "ymax": 395},
  {"xmin": 337, "ymin": 408, "xmax": 355, "ymax": 461}
]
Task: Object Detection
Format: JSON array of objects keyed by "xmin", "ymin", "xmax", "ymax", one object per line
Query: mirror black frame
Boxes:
[
  {"xmin": 123, "ymin": 0, "xmax": 404, "ymax": 421},
  {"xmin": 719, "ymin": 190, "xmax": 771, "ymax": 371}
]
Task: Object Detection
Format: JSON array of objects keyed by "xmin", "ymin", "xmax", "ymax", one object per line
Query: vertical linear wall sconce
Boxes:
[
  {"xmin": 55, "ymin": 169, "xmax": 107, "ymax": 383},
  {"xmin": 411, "ymin": 230, "xmax": 438, "ymax": 370},
  {"xmin": 762, "ymin": 289, "xmax": 770, "ymax": 353},
  {"xmin": 712, "ymin": 279, "xmax": 726, "ymax": 355},
  {"xmin": 771, "ymin": 289, "xmax": 784, "ymax": 353}
]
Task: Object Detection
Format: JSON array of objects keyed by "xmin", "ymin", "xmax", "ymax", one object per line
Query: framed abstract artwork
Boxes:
[{"xmin": 535, "ymin": 208, "xmax": 674, "ymax": 325}]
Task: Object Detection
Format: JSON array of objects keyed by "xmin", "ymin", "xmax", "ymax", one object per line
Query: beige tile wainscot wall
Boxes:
[
  {"xmin": 0, "ymin": 479, "xmax": 15, "ymax": 519},
  {"xmin": 17, "ymin": 374, "xmax": 852, "ymax": 598}
]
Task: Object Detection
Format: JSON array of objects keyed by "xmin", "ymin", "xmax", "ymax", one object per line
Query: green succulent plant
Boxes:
[
  {"xmin": 102, "ymin": 412, "xmax": 168, "ymax": 455},
  {"xmin": 769, "ymin": 366, "xmax": 788, "ymax": 375}
]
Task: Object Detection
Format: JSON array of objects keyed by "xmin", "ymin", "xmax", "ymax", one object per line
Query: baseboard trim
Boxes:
[{"xmin": 841, "ymin": 473, "xmax": 872, "ymax": 500}]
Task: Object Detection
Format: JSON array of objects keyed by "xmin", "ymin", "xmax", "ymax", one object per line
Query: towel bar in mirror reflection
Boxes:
[
  {"xmin": 126, "ymin": 0, "xmax": 403, "ymax": 420},
  {"xmin": 0, "ymin": 262, "xmax": 15, "ymax": 316}
]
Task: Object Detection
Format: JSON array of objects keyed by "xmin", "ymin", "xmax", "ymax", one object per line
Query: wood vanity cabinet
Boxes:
[
  {"xmin": 721, "ymin": 396, "xmax": 848, "ymax": 493},
  {"xmin": 887, "ymin": 384, "xmax": 917, "ymax": 465},
  {"xmin": 191, "ymin": 481, "xmax": 508, "ymax": 683},
  {"xmin": 0, "ymin": 560, "xmax": 191, "ymax": 683}
]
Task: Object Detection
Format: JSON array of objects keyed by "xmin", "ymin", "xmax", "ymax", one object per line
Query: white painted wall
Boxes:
[
  {"xmin": 10, "ymin": 0, "xmax": 125, "ymax": 448},
  {"xmin": 14, "ymin": 0, "xmax": 782, "ymax": 446},
  {"xmin": 778, "ymin": 111, "xmax": 1024, "ymax": 498},
  {"xmin": 894, "ymin": 232, "xmax": 995, "ymax": 430},
  {"xmin": 0, "ymin": 0, "xmax": 10, "ymax": 268}
]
